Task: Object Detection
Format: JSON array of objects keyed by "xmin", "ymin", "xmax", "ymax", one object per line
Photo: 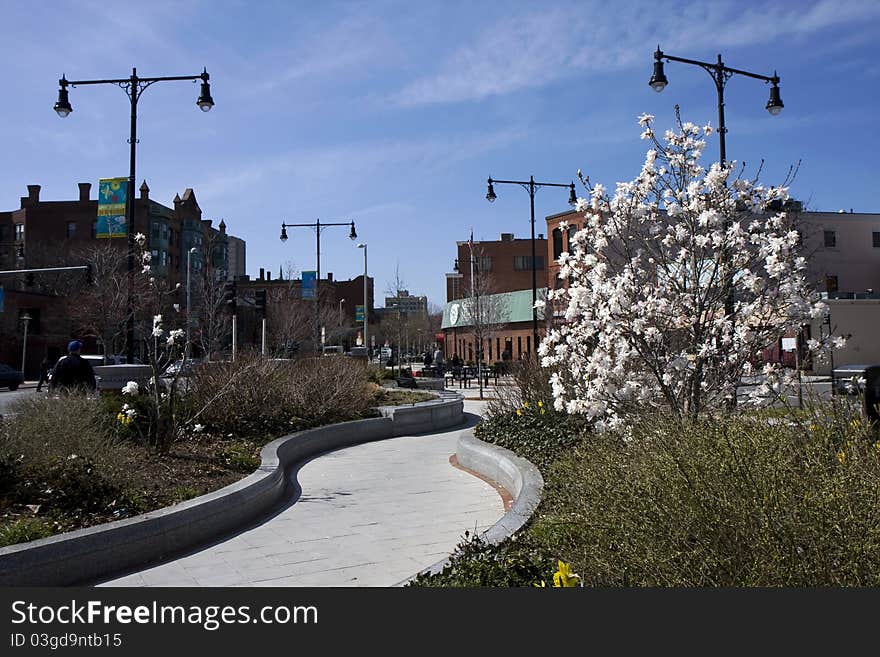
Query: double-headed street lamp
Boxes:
[
  {"xmin": 649, "ymin": 46, "xmax": 783, "ymax": 166},
  {"xmin": 649, "ymin": 47, "xmax": 784, "ymax": 326},
  {"xmin": 280, "ymin": 219, "xmax": 357, "ymax": 349},
  {"xmin": 486, "ymin": 176, "xmax": 577, "ymax": 354},
  {"xmin": 54, "ymin": 67, "xmax": 215, "ymax": 364}
]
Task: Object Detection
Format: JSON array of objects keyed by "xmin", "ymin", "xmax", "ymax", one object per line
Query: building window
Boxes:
[
  {"xmin": 67, "ymin": 221, "xmax": 77, "ymax": 239},
  {"xmin": 160, "ymin": 250, "xmax": 167, "ymax": 267},
  {"xmin": 526, "ymin": 335, "xmax": 531, "ymax": 354},
  {"xmin": 14, "ymin": 224, "xmax": 24, "ymax": 241},
  {"xmin": 825, "ymin": 275, "xmax": 838, "ymax": 294},
  {"xmin": 567, "ymin": 225, "xmax": 578, "ymax": 253},
  {"xmin": 824, "ymin": 230, "xmax": 836, "ymax": 248},
  {"xmin": 873, "ymin": 232, "xmax": 880, "ymax": 248},
  {"xmin": 514, "ymin": 255, "xmax": 545, "ymax": 270},
  {"xmin": 552, "ymin": 228, "xmax": 563, "ymax": 260},
  {"xmin": 517, "ymin": 336, "xmax": 522, "ymax": 358}
]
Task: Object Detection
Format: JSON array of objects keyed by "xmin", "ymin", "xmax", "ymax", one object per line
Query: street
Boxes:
[{"xmin": 0, "ymin": 385, "xmax": 42, "ymax": 416}]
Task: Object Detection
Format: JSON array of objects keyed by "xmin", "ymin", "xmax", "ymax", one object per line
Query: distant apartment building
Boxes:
[
  {"xmin": 227, "ymin": 234, "xmax": 246, "ymax": 280},
  {"xmin": 384, "ymin": 289, "xmax": 428, "ymax": 316}
]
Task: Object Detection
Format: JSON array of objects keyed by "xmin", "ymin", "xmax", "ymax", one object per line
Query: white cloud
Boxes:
[{"xmin": 390, "ymin": 0, "xmax": 880, "ymax": 107}]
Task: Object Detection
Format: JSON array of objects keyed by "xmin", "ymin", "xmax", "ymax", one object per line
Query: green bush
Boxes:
[
  {"xmin": 408, "ymin": 533, "xmax": 553, "ymax": 587},
  {"xmin": 366, "ymin": 366, "xmax": 394, "ymax": 383},
  {"xmin": 222, "ymin": 443, "xmax": 261, "ymax": 473},
  {"xmin": 475, "ymin": 402, "xmax": 589, "ymax": 469},
  {"xmin": 531, "ymin": 412, "xmax": 880, "ymax": 586},
  {"xmin": 0, "ymin": 517, "xmax": 57, "ymax": 548}
]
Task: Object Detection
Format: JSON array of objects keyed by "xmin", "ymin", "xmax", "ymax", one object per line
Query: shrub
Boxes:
[
  {"xmin": 366, "ymin": 366, "xmax": 394, "ymax": 383},
  {"xmin": 475, "ymin": 402, "xmax": 589, "ymax": 469},
  {"xmin": 532, "ymin": 412, "xmax": 880, "ymax": 586},
  {"xmin": 408, "ymin": 533, "xmax": 553, "ymax": 587},
  {"xmin": 1, "ymin": 395, "xmax": 127, "ymax": 513},
  {"xmin": 188, "ymin": 354, "xmax": 374, "ymax": 438},
  {"xmin": 0, "ymin": 517, "xmax": 57, "ymax": 548}
]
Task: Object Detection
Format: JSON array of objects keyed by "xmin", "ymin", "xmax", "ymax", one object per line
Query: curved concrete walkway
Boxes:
[{"xmin": 99, "ymin": 400, "xmax": 502, "ymax": 587}]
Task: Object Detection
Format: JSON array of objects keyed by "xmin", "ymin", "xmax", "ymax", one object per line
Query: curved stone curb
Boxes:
[
  {"xmin": 0, "ymin": 395, "xmax": 464, "ymax": 587},
  {"xmin": 396, "ymin": 428, "xmax": 544, "ymax": 585}
]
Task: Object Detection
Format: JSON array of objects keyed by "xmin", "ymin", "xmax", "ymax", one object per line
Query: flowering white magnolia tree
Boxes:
[{"xmin": 539, "ymin": 109, "xmax": 831, "ymax": 428}]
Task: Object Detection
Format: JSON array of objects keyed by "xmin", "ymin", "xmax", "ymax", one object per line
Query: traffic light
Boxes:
[
  {"xmin": 255, "ymin": 289, "xmax": 267, "ymax": 317},
  {"xmin": 223, "ymin": 281, "xmax": 237, "ymax": 314}
]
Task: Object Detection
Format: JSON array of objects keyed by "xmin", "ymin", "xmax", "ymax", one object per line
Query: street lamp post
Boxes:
[
  {"xmin": 649, "ymin": 47, "xmax": 783, "ymax": 332},
  {"xmin": 20, "ymin": 312, "xmax": 32, "ymax": 375},
  {"xmin": 280, "ymin": 219, "xmax": 357, "ymax": 350},
  {"xmin": 357, "ymin": 243, "xmax": 368, "ymax": 359},
  {"xmin": 338, "ymin": 298, "xmax": 345, "ymax": 346},
  {"xmin": 649, "ymin": 46, "xmax": 783, "ymax": 167},
  {"xmin": 54, "ymin": 67, "xmax": 215, "ymax": 365},
  {"xmin": 486, "ymin": 176, "xmax": 577, "ymax": 354},
  {"xmin": 186, "ymin": 246, "xmax": 198, "ymax": 359}
]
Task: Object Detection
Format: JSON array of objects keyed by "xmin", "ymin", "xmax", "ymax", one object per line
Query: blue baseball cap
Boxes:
[{"xmin": 68, "ymin": 340, "xmax": 83, "ymax": 352}]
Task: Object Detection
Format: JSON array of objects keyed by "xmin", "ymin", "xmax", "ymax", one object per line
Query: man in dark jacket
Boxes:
[{"xmin": 50, "ymin": 341, "xmax": 96, "ymax": 392}]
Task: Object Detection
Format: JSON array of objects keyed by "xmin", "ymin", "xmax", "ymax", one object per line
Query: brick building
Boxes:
[
  {"xmin": 233, "ymin": 269, "xmax": 374, "ymax": 353},
  {"xmin": 0, "ymin": 182, "xmax": 244, "ymax": 374},
  {"xmin": 440, "ymin": 231, "xmax": 549, "ymax": 363}
]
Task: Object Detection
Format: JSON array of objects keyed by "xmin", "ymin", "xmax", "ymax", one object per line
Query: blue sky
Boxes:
[{"xmin": 2, "ymin": 0, "xmax": 878, "ymax": 308}]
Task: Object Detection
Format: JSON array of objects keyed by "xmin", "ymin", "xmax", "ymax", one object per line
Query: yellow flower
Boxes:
[
  {"xmin": 874, "ymin": 441, "xmax": 880, "ymax": 451},
  {"xmin": 837, "ymin": 449, "xmax": 847, "ymax": 465},
  {"xmin": 516, "ymin": 409, "xmax": 522, "ymax": 416},
  {"xmin": 541, "ymin": 408, "xmax": 546, "ymax": 415},
  {"xmin": 809, "ymin": 424, "xmax": 819, "ymax": 432},
  {"xmin": 552, "ymin": 560, "xmax": 581, "ymax": 587},
  {"xmin": 851, "ymin": 419, "xmax": 862, "ymax": 429},
  {"xmin": 523, "ymin": 402, "xmax": 529, "ymax": 408},
  {"xmin": 538, "ymin": 401, "xmax": 543, "ymax": 408}
]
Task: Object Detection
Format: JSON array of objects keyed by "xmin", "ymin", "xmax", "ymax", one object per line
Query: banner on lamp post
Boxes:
[
  {"xmin": 301, "ymin": 271, "xmax": 316, "ymax": 299},
  {"xmin": 355, "ymin": 304, "xmax": 364, "ymax": 322},
  {"xmin": 96, "ymin": 177, "xmax": 128, "ymax": 238}
]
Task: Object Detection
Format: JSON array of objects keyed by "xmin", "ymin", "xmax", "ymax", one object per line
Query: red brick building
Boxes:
[
  {"xmin": 0, "ymin": 182, "xmax": 241, "ymax": 375},
  {"xmin": 441, "ymin": 231, "xmax": 549, "ymax": 363}
]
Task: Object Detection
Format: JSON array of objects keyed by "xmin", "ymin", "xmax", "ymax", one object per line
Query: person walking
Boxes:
[
  {"xmin": 35, "ymin": 351, "xmax": 57, "ymax": 392},
  {"xmin": 49, "ymin": 340, "xmax": 97, "ymax": 393}
]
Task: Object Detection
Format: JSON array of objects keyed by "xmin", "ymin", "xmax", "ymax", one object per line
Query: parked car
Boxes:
[
  {"xmin": 163, "ymin": 358, "xmax": 202, "ymax": 377},
  {"xmin": 0, "ymin": 363, "xmax": 25, "ymax": 391}
]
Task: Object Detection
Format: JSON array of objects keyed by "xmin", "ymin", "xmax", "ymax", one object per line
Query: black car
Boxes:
[{"xmin": 0, "ymin": 363, "xmax": 25, "ymax": 391}]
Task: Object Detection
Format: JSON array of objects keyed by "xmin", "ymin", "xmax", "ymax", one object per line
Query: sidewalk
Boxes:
[{"xmin": 99, "ymin": 400, "xmax": 505, "ymax": 587}]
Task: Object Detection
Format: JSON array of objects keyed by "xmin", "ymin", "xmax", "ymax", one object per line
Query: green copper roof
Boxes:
[{"xmin": 441, "ymin": 288, "xmax": 547, "ymax": 329}]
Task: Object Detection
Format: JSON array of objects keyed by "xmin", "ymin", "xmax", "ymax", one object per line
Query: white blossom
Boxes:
[
  {"xmin": 540, "ymin": 110, "xmax": 832, "ymax": 429},
  {"xmin": 121, "ymin": 381, "xmax": 139, "ymax": 395},
  {"xmin": 134, "ymin": 233, "xmax": 146, "ymax": 246}
]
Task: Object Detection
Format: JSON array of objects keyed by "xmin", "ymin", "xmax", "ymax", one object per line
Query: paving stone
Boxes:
[{"xmin": 98, "ymin": 400, "xmax": 505, "ymax": 587}]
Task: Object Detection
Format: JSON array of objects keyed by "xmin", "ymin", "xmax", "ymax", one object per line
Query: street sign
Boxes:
[
  {"xmin": 355, "ymin": 304, "xmax": 364, "ymax": 321},
  {"xmin": 782, "ymin": 337, "xmax": 797, "ymax": 351}
]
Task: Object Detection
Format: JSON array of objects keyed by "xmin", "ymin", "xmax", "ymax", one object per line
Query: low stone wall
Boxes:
[
  {"xmin": 0, "ymin": 396, "xmax": 464, "ymax": 587},
  {"xmin": 397, "ymin": 428, "xmax": 544, "ymax": 583},
  {"xmin": 93, "ymin": 364, "xmax": 152, "ymax": 391}
]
